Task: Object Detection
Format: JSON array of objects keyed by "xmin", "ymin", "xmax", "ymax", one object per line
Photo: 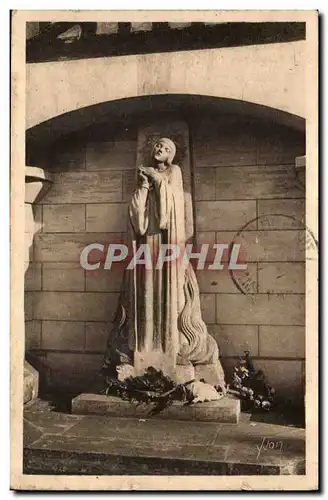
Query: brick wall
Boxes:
[{"xmin": 25, "ymin": 113, "xmax": 306, "ymax": 404}]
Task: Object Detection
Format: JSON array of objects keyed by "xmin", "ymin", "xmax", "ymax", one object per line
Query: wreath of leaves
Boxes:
[{"xmin": 104, "ymin": 366, "xmax": 194, "ymax": 417}]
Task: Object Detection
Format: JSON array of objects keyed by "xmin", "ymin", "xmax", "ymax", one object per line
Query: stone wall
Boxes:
[
  {"xmin": 25, "ymin": 124, "xmax": 136, "ymax": 390},
  {"xmin": 25, "ymin": 113, "xmax": 306, "ymax": 404},
  {"xmin": 192, "ymin": 114, "xmax": 305, "ymax": 406}
]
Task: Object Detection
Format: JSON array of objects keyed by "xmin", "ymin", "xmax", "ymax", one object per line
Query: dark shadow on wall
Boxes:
[{"xmin": 26, "ymin": 94, "xmax": 305, "ymax": 165}]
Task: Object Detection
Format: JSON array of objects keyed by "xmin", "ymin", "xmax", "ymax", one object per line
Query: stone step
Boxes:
[
  {"xmin": 71, "ymin": 393, "xmax": 241, "ymax": 423},
  {"xmin": 23, "ymin": 399, "xmax": 305, "ymax": 477},
  {"xmin": 24, "ymin": 445, "xmax": 303, "ymax": 476}
]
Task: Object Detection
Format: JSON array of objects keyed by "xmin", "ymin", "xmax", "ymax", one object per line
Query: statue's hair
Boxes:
[{"xmin": 152, "ymin": 137, "xmax": 176, "ymax": 165}]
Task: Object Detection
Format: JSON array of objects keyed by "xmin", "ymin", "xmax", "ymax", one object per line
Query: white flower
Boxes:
[{"xmin": 189, "ymin": 381, "xmax": 225, "ymax": 403}]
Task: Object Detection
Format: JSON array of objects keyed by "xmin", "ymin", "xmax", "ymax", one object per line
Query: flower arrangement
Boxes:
[{"xmin": 229, "ymin": 351, "xmax": 275, "ymax": 411}]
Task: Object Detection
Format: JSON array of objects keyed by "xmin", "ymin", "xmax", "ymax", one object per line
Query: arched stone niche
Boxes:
[{"xmin": 25, "ymin": 95, "xmax": 306, "ymax": 405}]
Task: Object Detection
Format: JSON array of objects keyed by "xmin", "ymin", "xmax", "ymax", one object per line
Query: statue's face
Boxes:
[{"xmin": 153, "ymin": 141, "xmax": 172, "ymax": 164}]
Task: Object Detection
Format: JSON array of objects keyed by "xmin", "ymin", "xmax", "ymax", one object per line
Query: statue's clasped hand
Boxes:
[
  {"xmin": 146, "ymin": 167, "xmax": 163, "ymax": 183},
  {"xmin": 138, "ymin": 166, "xmax": 163, "ymax": 188},
  {"xmin": 137, "ymin": 166, "xmax": 150, "ymax": 189}
]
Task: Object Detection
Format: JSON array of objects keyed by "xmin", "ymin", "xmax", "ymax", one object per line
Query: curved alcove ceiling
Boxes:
[
  {"xmin": 26, "ymin": 94, "xmax": 305, "ymax": 158},
  {"xmin": 26, "ymin": 41, "xmax": 306, "ymax": 130}
]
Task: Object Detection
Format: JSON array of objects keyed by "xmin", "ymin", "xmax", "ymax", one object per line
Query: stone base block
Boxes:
[
  {"xmin": 116, "ymin": 363, "xmax": 195, "ymax": 385},
  {"xmin": 195, "ymin": 363, "xmax": 225, "ymax": 388},
  {"xmin": 71, "ymin": 394, "xmax": 240, "ymax": 423},
  {"xmin": 24, "ymin": 361, "xmax": 39, "ymax": 404},
  {"xmin": 175, "ymin": 364, "xmax": 195, "ymax": 384}
]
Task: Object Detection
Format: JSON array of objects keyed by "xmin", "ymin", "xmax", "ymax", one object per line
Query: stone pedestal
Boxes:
[
  {"xmin": 133, "ymin": 351, "xmax": 178, "ymax": 382},
  {"xmin": 24, "ymin": 166, "xmax": 52, "ymax": 402},
  {"xmin": 23, "ymin": 362, "xmax": 39, "ymax": 404},
  {"xmin": 116, "ymin": 363, "xmax": 195, "ymax": 385},
  {"xmin": 71, "ymin": 394, "xmax": 240, "ymax": 423},
  {"xmin": 195, "ymin": 364, "xmax": 225, "ymax": 387},
  {"xmin": 25, "ymin": 166, "xmax": 52, "ymax": 272},
  {"xmin": 175, "ymin": 364, "xmax": 195, "ymax": 384}
]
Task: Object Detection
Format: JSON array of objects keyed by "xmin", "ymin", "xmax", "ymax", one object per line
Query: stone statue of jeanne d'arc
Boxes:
[{"xmin": 102, "ymin": 137, "xmax": 225, "ymax": 389}]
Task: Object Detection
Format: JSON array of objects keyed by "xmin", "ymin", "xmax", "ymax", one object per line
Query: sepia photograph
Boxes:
[{"xmin": 11, "ymin": 10, "xmax": 318, "ymax": 490}]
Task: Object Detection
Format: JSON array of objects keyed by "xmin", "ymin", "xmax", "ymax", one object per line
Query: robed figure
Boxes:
[{"xmin": 103, "ymin": 138, "xmax": 225, "ymax": 389}]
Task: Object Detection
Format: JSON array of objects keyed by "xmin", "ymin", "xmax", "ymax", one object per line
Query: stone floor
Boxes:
[{"xmin": 23, "ymin": 398, "xmax": 305, "ymax": 476}]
